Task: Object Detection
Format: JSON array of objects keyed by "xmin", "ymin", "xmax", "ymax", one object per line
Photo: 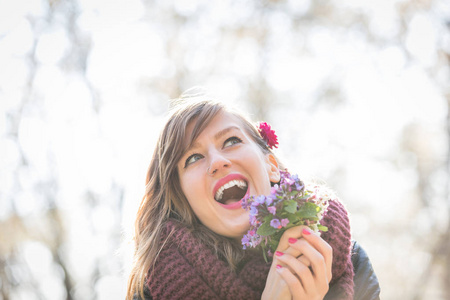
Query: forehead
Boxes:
[
  {"xmin": 182, "ymin": 111, "xmax": 243, "ymax": 148},
  {"xmin": 193, "ymin": 111, "xmax": 240, "ymax": 131}
]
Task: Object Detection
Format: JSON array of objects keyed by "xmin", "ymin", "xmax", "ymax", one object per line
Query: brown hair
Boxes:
[{"xmin": 126, "ymin": 93, "xmax": 279, "ymax": 299}]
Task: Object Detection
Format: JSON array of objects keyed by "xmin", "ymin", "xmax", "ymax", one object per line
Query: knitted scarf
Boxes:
[{"xmin": 146, "ymin": 198, "xmax": 353, "ymax": 299}]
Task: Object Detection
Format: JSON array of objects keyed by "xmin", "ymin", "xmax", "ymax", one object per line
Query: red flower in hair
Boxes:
[{"xmin": 257, "ymin": 122, "xmax": 278, "ymax": 149}]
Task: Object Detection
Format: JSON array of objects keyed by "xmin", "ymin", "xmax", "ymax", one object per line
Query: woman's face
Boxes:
[{"xmin": 177, "ymin": 111, "xmax": 280, "ymax": 239}]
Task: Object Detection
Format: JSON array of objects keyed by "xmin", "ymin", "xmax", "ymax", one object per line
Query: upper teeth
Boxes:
[{"xmin": 215, "ymin": 180, "xmax": 248, "ymax": 201}]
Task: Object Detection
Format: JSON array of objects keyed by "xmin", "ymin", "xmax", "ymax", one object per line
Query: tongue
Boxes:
[{"xmin": 221, "ymin": 186, "xmax": 247, "ymax": 204}]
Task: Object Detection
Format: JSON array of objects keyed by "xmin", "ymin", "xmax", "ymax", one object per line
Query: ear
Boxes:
[{"xmin": 265, "ymin": 153, "xmax": 280, "ymax": 183}]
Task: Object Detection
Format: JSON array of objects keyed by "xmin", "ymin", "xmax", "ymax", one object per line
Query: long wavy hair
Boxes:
[{"xmin": 126, "ymin": 93, "xmax": 280, "ymax": 299}]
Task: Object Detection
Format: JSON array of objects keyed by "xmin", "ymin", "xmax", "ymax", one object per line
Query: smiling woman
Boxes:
[
  {"xmin": 126, "ymin": 89, "xmax": 381, "ymax": 300},
  {"xmin": 177, "ymin": 111, "xmax": 280, "ymax": 239}
]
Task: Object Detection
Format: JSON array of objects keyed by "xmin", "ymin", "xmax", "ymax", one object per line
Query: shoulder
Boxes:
[{"xmin": 351, "ymin": 241, "xmax": 381, "ymax": 300}]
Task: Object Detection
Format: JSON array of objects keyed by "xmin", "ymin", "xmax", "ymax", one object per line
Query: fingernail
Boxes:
[
  {"xmin": 302, "ymin": 228, "xmax": 311, "ymax": 235},
  {"xmin": 276, "ymin": 264, "xmax": 282, "ymax": 269},
  {"xmin": 288, "ymin": 238, "xmax": 297, "ymax": 244},
  {"xmin": 275, "ymin": 251, "xmax": 284, "ymax": 257}
]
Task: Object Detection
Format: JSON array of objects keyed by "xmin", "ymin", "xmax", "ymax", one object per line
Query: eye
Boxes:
[
  {"xmin": 184, "ymin": 153, "xmax": 203, "ymax": 168},
  {"xmin": 223, "ymin": 136, "xmax": 242, "ymax": 148}
]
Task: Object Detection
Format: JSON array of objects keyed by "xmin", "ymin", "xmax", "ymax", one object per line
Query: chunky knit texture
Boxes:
[
  {"xmin": 147, "ymin": 199, "xmax": 353, "ymax": 299},
  {"xmin": 321, "ymin": 199, "xmax": 354, "ymax": 299}
]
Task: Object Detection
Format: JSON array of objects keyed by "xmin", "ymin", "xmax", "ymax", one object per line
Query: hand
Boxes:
[{"xmin": 261, "ymin": 226, "xmax": 332, "ymax": 300}]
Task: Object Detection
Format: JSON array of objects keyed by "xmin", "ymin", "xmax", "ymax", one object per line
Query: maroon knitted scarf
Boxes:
[{"xmin": 147, "ymin": 199, "xmax": 353, "ymax": 299}]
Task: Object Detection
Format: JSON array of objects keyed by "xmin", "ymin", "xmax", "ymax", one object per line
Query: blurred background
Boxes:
[{"xmin": 1, "ymin": 0, "xmax": 449, "ymax": 299}]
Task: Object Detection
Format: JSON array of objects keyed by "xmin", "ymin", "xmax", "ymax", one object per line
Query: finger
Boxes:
[
  {"xmin": 275, "ymin": 252, "xmax": 315, "ymax": 289},
  {"xmin": 275, "ymin": 225, "xmax": 311, "ymax": 258},
  {"xmin": 276, "ymin": 226, "xmax": 305, "ymax": 253},
  {"xmin": 298, "ymin": 254, "xmax": 311, "ymax": 267},
  {"xmin": 288, "ymin": 237, "xmax": 329, "ymax": 283},
  {"xmin": 300, "ymin": 227, "xmax": 333, "ymax": 281},
  {"xmin": 275, "ymin": 264, "xmax": 306, "ymax": 300}
]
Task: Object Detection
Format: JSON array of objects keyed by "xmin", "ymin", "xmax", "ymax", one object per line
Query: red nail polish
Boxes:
[
  {"xmin": 275, "ymin": 251, "xmax": 284, "ymax": 257},
  {"xmin": 276, "ymin": 264, "xmax": 282, "ymax": 269},
  {"xmin": 288, "ymin": 238, "xmax": 297, "ymax": 244},
  {"xmin": 302, "ymin": 228, "xmax": 311, "ymax": 235}
]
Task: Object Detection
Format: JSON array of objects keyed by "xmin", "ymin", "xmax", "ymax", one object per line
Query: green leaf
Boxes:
[
  {"xmin": 284, "ymin": 200, "xmax": 298, "ymax": 214},
  {"xmin": 317, "ymin": 224, "xmax": 328, "ymax": 232},
  {"xmin": 257, "ymin": 221, "xmax": 278, "ymax": 236},
  {"xmin": 268, "ymin": 238, "xmax": 279, "ymax": 252},
  {"xmin": 272, "ymin": 230, "xmax": 284, "ymax": 241},
  {"xmin": 261, "ymin": 243, "xmax": 269, "ymax": 263},
  {"xmin": 287, "ymin": 214, "xmax": 298, "ymax": 223},
  {"xmin": 263, "ymin": 214, "xmax": 273, "ymax": 222},
  {"xmin": 296, "ymin": 202, "xmax": 320, "ymax": 219}
]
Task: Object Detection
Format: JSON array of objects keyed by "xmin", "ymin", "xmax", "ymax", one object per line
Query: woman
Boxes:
[{"xmin": 127, "ymin": 91, "xmax": 380, "ymax": 300}]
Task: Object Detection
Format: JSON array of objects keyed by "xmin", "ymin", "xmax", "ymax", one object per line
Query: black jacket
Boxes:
[
  {"xmin": 351, "ymin": 241, "xmax": 381, "ymax": 300},
  {"xmin": 325, "ymin": 241, "xmax": 381, "ymax": 300}
]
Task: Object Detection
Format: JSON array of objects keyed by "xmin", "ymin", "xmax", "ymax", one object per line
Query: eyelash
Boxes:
[
  {"xmin": 183, "ymin": 136, "xmax": 243, "ymax": 168},
  {"xmin": 223, "ymin": 136, "xmax": 242, "ymax": 147}
]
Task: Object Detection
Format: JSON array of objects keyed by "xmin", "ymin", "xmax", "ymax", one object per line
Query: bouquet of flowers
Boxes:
[{"xmin": 241, "ymin": 170, "xmax": 330, "ymax": 262}]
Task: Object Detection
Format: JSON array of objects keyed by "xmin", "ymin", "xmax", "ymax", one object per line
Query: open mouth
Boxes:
[{"xmin": 214, "ymin": 179, "xmax": 248, "ymax": 205}]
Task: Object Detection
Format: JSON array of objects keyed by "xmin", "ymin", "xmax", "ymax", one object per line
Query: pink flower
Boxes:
[
  {"xmin": 270, "ymin": 185, "xmax": 279, "ymax": 194},
  {"xmin": 257, "ymin": 122, "xmax": 278, "ymax": 149},
  {"xmin": 284, "ymin": 178, "xmax": 294, "ymax": 185},
  {"xmin": 281, "ymin": 218, "xmax": 289, "ymax": 227},
  {"xmin": 268, "ymin": 206, "xmax": 277, "ymax": 215}
]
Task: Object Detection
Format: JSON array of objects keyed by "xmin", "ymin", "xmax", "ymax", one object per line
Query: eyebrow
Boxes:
[
  {"xmin": 214, "ymin": 126, "xmax": 240, "ymax": 141},
  {"xmin": 185, "ymin": 126, "xmax": 241, "ymax": 155}
]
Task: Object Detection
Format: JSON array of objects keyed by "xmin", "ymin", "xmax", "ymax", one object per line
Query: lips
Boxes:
[{"xmin": 213, "ymin": 174, "xmax": 249, "ymax": 209}]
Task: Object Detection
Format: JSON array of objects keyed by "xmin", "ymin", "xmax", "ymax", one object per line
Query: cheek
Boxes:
[
  {"xmin": 237, "ymin": 153, "xmax": 271, "ymax": 192},
  {"xmin": 179, "ymin": 169, "xmax": 204, "ymax": 205},
  {"xmin": 180, "ymin": 177, "xmax": 194, "ymax": 200},
  {"xmin": 180, "ymin": 182, "xmax": 203, "ymax": 219},
  {"xmin": 178, "ymin": 170, "xmax": 191, "ymax": 198}
]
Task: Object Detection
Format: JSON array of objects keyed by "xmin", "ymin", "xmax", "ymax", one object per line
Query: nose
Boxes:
[{"xmin": 207, "ymin": 151, "xmax": 231, "ymax": 176}]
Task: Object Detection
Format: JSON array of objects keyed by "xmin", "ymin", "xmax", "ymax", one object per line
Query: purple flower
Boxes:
[
  {"xmin": 270, "ymin": 218, "xmax": 281, "ymax": 229},
  {"xmin": 270, "ymin": 185, "xmax": 279, "ymax": 194},
  {"xmin": 241, "ymin": 195, "xmax": 252, "ymax": 209},
  {"xmin": 249, "ymin": 215, "xmax": 258, "ymax": 226},
  {"xmin": 255, "ymin": 195, "xmax": 266, "ymax": 205},
  {"xmin": 251, "ymin": 234, "xmax": 263, "ymax": 247},
  {"xmin": 291, "ymin": 174, "xmax": 303, "ymax": 190},
  {"xmin": 242, "ymin": 235, "xmax": 250, "ymax": 249},
  {"xmin": 240, "ymin": 170, "xmax": 327, "ymax": 262},
  {"xmin": 267, "ymin": 206, "xmax": 277, "ymax": 215},
  {"xmin": 269, "ymin": 192, "xmax": 278, "ymax": 203},
  {"xmin": 284, "ymin": 177, "xmax": 294, "ymax": 185}
]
